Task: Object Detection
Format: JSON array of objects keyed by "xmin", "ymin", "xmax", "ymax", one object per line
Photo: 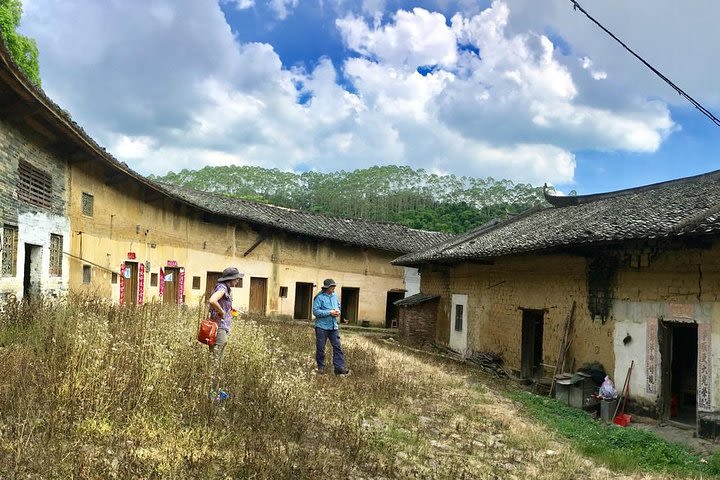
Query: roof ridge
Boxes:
[
  {"xmin": 435, "ymin": 205, "xmax": 545, "ymax": 252},
  {"xmin": 671, "ymin": 200, "xmax": 720, "ymax": 234},
  {"xmin": 544, "ymin": 169, "xmax": 720, "ymax": 207},
  {"xmin": 392, "ymin": 205, "xmax": 546, "ymax": 265}
]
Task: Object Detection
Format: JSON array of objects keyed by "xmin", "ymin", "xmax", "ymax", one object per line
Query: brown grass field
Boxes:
[{"xmin": 0, "ymin": 296, "xmax": 693, "ymax": 479}]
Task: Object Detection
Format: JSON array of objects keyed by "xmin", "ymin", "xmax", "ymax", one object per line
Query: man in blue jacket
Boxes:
[{"xmin": 313, "ymin": 278, "xmax": 350, "ymax": 375}]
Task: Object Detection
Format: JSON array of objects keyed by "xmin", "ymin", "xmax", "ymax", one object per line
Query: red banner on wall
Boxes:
[
  {"xmin": 138, "ymin": 262, "xmax": 145, "ymax": 305},
  {"xmin": 119, "ymin": 263, "xmax": 125, "ymax": 305},
  {"xmin": 178, "ymin": 268, "xmax": 185, "ymax": 305},
  {"xmin": 159, "ymin": 267, "xmax": 165, "ymax": 297}
]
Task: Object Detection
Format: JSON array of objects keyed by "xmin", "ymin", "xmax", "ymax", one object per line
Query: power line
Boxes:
[{"xmin": 569, "ymin": 0, "xmax": 720, "ymax": 128}]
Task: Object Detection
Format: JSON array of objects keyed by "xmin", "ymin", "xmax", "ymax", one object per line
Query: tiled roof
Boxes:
[
  {"xmin": 163, "ymin": 184, "xmax": 453, "ymax": 253},
  {"xmin": 394, "ymin": 170, "xmax": 720, "ymax": 266},
  {"xmin": 394, "ymin": 293, "xmax": 439, "ymax": 307},
  {"xmin": 0, "ymin": 38, "xmax": 451, "ymax": 255}
]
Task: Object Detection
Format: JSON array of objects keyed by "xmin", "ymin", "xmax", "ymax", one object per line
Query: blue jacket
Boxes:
[{"xmin": 313, "ymin": 291, "xmax": 340, "ymax": 330}]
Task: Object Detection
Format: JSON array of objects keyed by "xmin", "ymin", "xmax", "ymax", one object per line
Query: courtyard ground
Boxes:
[{"xmin": 0, "ymin": 297, "xmax": 718, "ymax": 478}]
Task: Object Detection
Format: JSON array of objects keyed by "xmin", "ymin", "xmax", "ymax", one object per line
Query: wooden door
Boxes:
[
  {"xmin": 122, "ymin": 262, "xmax": 138, "ymax": 306},
  {"xmin": 163, "ymin": 267, "xmax": 180, "ymax": 305},
  {"xmin": 205, "ymin": 271, "xmax": 222, "ymax": 302},
  {"xmin": 249, "ymin": 277, "xmax": 267, "ymax": 316}
]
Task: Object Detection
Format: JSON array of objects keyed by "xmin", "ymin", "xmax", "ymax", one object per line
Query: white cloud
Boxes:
[
  {"xmin": 337, "ymin": 2, "xmax": 672, "ymax": 178},
  {"xmin": 503, "ymin": 0, "xmax": 720, "ymax": 107},
  {"xmin": 113, "ymin": 135, "xmax": 155, "ymax": 159},
  {"xmin": 17, "ymin": 0, "xmax": 678, "ymax": 187},
  {"xmin": 338, "ymin": 8, "xmax": 458, "ymax": 68},
  {"xmin": 580, "ymin": 56, "xmax": 607, "ymax": 80},
  {"xmin": 268, "ymin": 0, "xmax": 299, "ymax": 20},
  {"xmin": 237, "ymin": 0, "xmax": 255, "ymax": 9}
]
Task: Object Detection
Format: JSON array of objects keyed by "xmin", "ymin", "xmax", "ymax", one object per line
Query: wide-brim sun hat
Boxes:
[
  {"xmin": 321, "ymin": 278, "xmax": 337, "ymax": 289},
  {"xmin": 218, "ymin": 267, "xmax": 244, "ymax": 282}
]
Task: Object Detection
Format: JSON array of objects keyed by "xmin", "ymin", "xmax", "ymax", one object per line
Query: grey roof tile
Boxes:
[
  {"xmin": 394, "ymin": 170, "xmax": 720, "ymax": 266},
  {"xmin": 394, "ymin": 293, "xmax": 439, "ymax": 307},
  {"xmin": 163, "ymin": 184, "xmax": 453, "ymax": 253}
]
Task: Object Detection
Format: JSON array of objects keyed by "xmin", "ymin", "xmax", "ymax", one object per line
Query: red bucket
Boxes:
[{"xmin": 613, "ymin": 414, "xmax": 632, "ymax": 427}]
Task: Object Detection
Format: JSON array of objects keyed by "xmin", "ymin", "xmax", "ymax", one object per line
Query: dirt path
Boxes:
[{"xmin": 347, "ymin": 334, "xmax": 678, "ymax": 480}]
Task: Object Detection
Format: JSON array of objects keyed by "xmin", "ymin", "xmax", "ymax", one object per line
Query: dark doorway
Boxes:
[
  {"xmin": 340, "ymin": 287, "xmax": 359, "ymax": 324},
  {"xmin": 122, "ymin": 262, "xmax": 139, "ymax": 306},
  {"xmin": 660, "ymin": 321, "xmax": 698, "ymax": 426},
  {"xmin": 163, "ymin": 267, "xmax": 180, "ymax": 305},
  {"xmin": 385, "ymin": 291, "xmax": 405, "ymax": 328},
  {"xmin": 294, "ymin": 282, "xmax": 313, "ymax": 320},
  {"xmin": 23, "ymin": 243, "xmax": 42, "ymax": 299},
  {"xmin": 521, "ymin": 309, "xmax": 544, "ymax": 379},
  {"xmin": 249, "ymin": 277, "xmax": 268, "ymax": 316}
]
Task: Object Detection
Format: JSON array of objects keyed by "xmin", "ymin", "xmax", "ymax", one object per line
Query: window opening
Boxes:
[
  {"xmin": 1, "ymin": 226, "xmax": 18, "ymax": 277},
  {"xmin": 454, "ymin": 304, "xmax": 464, "ymax": 331},
  {"xmin": 49, "ymin": 234, "xmax": 63, "ymax": 276},
  {"xmin": 81, "ymin": 192, "xmax": 94, "ymax": 217},
  {"xmin": 18, "ymin": 161, "xmax": 52, "ymax": 209},
  {"xmin": 82, "ymin": 265, "xmax": 91, "ymax": 284}
]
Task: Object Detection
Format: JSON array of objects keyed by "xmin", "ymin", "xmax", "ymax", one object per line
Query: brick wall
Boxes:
[
  {"xmin": 398, "ymin": 298, "xmax": 439, "ymax": 345},
  {"xmin": 416, "ymin": 238, "xmax": 720, "ymax": 385},
  {"xmin": 0, "ymin": 118, "xmax": 67, "ymax": 224},
  {"xmin": 0, "ymin": 117, "xmax": 70, "ymax": 298},
  {"xmin": 419, "ymin": 254, "xmax": 610, "ymax": 377}
]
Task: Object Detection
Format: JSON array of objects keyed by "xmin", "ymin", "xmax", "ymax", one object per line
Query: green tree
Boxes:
[
  {"xmin": 153, "ymin": 165, "xmax": 549, "ymax": 234},
  {"xmin": 0, "ymin": 0, "xmax": 40, "ymax": 85}
]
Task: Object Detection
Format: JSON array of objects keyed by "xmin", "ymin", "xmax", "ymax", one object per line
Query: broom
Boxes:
[{"xmin": 613, "ymin": 360, "xmax": 634, "ymax": 426}]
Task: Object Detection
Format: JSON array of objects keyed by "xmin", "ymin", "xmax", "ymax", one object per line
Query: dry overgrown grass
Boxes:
[{"xmin": 0, "ymin": 296, "xmax": 683, "ymax": 479}]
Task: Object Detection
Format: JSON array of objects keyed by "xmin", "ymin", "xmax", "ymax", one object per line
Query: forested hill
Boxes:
[{"xmin": 150, "ymin": 165, "xmax": 553, "ymax": 234}]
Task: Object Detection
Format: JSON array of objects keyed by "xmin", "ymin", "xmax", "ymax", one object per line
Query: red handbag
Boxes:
[{"xmin": 197, "ymin": 318, "xmax": 218, "ymax": 346}]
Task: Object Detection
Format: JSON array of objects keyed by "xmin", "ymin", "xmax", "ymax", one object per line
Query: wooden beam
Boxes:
[
  {"xmin": 243, "ymin": 235, "xmax": 267, "ymax": 257},
  {"xmin": 143, "ymin": 188, "xmax": 166, "ymax": 204},
  {"xmin": 67, "ymin": 150, "xmax": 95, "ymax": 166},
  {"xmin": 24, "ymin": 116, "xmax": 57, "ymax": 142},
  {"xmin": 0, "ymin": 99, "xmax": 27, "ymax": 116},
  {"xmin": 104, "ymin": 169, "xmax": 128, "ymax": 185},
  {"xmin": 0, "ymin": 70, "xmax": 33, "ymax": 100}
]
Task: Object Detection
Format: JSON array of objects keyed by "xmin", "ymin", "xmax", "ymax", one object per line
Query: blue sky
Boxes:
[{"xmin": 18, "ymin": 0, "xmax": 720, "ymax": 195}]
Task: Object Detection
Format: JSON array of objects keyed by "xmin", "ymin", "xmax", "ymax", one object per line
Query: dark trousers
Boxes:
[{"xmin": 315, "ymin": 327, "xmax": 346, "ymax": 371}]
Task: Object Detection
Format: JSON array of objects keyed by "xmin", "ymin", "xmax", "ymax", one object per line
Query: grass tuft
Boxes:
[{"xmin": 507, "ymin": 389, "xmax": 720, "ymax": 478}]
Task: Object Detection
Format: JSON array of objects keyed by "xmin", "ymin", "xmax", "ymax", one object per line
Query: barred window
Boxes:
[
  {"xmin": 81, "ymin": 192, "xmax": 94, "ymax": 217},
  {"xmin": 18, "ymin": 161, "xmax": 52, "ymax": 209},
  {"xmin": 150, "ymin": 273, "xmax": 158, "ymax": 287},
  {"xmin": 192, "ymin": 276, "xmax": 201, "ymax": 289},
  {"xmin": 82, "ymin": 265, "xmax": 92, "ymax": 284},
  {"xmin": 454, "ymin": 304, "xmax": 464, "ymax": 332},
  {"xmin": 111, "ymin": 272, "xmax": 118, "ymax": 284},
  {"xmin": 1, "ymin": 226, "xmax": 18, "ymax": 277},
  {"xmin": 49, "ymin": 234, "xmax": 63, "ymax": 277},
  {"xmin": 279, "ymin": 286, "xmax": 288, "ymax": 297}
]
